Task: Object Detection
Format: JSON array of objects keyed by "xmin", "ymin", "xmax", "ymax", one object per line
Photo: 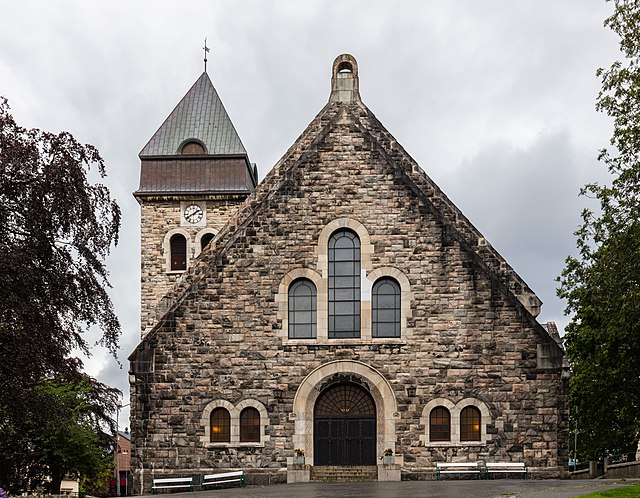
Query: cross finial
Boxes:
[{"xmin": 203, "ymin": 38, "xmax": 210, "ymax": 72}]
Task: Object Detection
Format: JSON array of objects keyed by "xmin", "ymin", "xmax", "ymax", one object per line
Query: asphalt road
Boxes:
[{"xmin": 142, "ymin": 479, "xmax": 640, "ymax": 498}]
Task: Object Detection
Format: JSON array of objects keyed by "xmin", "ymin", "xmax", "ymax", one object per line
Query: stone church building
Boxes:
[{"xmin": 129, "ymin": 54, "xmax": 568, "ymax": 489}]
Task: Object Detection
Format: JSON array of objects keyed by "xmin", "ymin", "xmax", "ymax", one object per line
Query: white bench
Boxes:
[
  {"xmin": 151, "ymin": 477, "xmax": 194, "ymax": 493},
  {"xmin": 436, "ymin": 462, "xmax": 483, "ymax": 480},
  {"xmin": 485, "ymin": 462, "xmax": 528, "ymax": 479},
  {"xmin": 201, "ymin": 470, "xmax": 245, "ymax": 488}
]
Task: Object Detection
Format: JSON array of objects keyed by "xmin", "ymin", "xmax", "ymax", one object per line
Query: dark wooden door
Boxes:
[
  {"xmin": 315, "ymin": 418, "xmax": 376, "ymax": 465},
  {"xmin": 313, "ymin": 382, "xmax": 376, "ymax": 466}
]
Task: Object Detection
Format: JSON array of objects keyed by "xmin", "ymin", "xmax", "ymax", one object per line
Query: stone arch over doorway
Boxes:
[{"xmin": 292, "ymin": 360, "xmax": 398, "ymax": 467}]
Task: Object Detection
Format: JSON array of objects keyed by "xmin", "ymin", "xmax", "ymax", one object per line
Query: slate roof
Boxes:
[{"xmin": 139, "ymin": 72, "xmax": 247, "ymax": 158}]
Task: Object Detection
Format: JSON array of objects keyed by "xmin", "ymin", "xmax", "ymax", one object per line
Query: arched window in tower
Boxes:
[
  {"xmin": 181, "ymin": 140, "xmax": 205, "ymax": 155},
  {"xmin": 328, "ymin": 229, "xmax": 361, "ymax": 338},
  {"xmin": 460, "ymin": 406, "xmax": 481, "ymax": 441},
  {"xmin": 201, "ymin": 232, "xmax": 215, "ymax": 251},
  {"xmin": 210, "ymin": 407, "xmax": 230, "ymax": 443},
  {"xmin": 288, "ymin": 279, "xmax": 317, "ymax": 339},
  {"xmin": 239, "ymin": 407, "xmax": 260, "ymax": 443},
  {"xmin": 372, "ymin": 277, "xmax": 401, "ymax": 338},
  {"xmin": 170, "ymin": 234, "xmax": 187, "ymax": 271},
  {"xmin": 429, "ymin": 406, "xmax": 451, "ymax": 442}
]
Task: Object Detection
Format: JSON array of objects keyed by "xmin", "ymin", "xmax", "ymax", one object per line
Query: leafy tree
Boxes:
[
  {"xmin": 34, "ymin": 376, "xmax": 118, "ymax": 494},
  {"xmin": 0, "ymin": 97, "xmax": 121, "ymax": 491},
  {"xmin": 559, "ymin": 0, "xmax": 640, "ymax": 461}
]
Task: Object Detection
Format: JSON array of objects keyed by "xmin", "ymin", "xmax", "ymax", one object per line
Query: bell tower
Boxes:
[{"xmin": 134, "ymin": 72, "xmax": 257, "ymax": 336}]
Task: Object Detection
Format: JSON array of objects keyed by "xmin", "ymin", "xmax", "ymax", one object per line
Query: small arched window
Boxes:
[
  {"xmin": 328, "ymin": 229, "xmax": 361, "ymax": 338},
  {"xmin": 210, "ymin": 408, "xmax": 230, "ymax": 443},
  {"xmin": 181, "ymin": 141, "xmax": 205, "ymax": 155},
  {"xmin": 460, "ymin": 406, "xmax": 481, "ymax": 441},
  {"xmin": 239, "ymin": 407, "xmax": 260, "ymax": 443},
  {"xmin": 288, "ymin": 279, "xmax": 317, "ymax": 339},
  {"xmin": 372, "ymin": 277, "xmax": 401, "ymax": 338},
  {"xmin": 429, "ymin": 406, "xmax": 451, "ymax": 442},
  {"xmin": 170, "ymin": 234, "xmax": 187, "ymax": 271},
  {"xmin": 201, "ymin": 232, "xmax": 215, "ymax": 251}
]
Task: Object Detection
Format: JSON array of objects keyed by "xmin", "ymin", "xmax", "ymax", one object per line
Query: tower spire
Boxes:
[{"xmin": 203, "ymin": 38, "xmax": 210, "ymax": 73}]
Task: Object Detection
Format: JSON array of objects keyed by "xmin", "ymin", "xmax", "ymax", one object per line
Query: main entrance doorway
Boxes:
[{"xmin": 314, "ymin": 382, "xmax": 376, "ymax": 466}]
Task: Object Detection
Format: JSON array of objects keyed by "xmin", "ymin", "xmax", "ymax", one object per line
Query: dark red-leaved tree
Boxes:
[{"xmin": 0, "ymin": 97, "xmax": 121, "ymax": 492}]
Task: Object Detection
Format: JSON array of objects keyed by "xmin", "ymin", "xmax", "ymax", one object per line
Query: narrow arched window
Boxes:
[
  {"xmin": 328, "ymin": 229, "xmax": 361, "ymax": 338},
  {"xmin": 170, "ymin": 234, "xmax": 187, "ymax": 271},
  {"xmin": 239, "ymin": 407, "xmax": 260, "ymax": 443},
  {"xmin": 289, "ymin": 279, "xmax": 317, "ymax": 339},
  {"xmin": 460, "ymin": 406, "xmax": 481, "ymax": 441},
  {"xmin": 429, "ymin": 407, "xmax": 451, "ymax": 442},
  {"xmin": 210, "ymin": 408, "xmax": 230, "ymax": 443},
  {"xmin": 372, "ymin": 277, "xmax": 401, "ymax": 338},
  {"xmin": 201, "ymin": 232, "xmax": 215, "ymax": 251}
]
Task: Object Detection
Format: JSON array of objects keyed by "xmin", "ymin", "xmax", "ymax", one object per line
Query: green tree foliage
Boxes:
[
  {"xmin": 0, "ymin": 97, "xmax": 121, "ymax": 491},
  {"xmin": 558, "ymin": 0, "xmax": 640, "ymax": 460},
  {"xmin": 34, "ymin": 377, "xmax": 118, "ymax": 495}
]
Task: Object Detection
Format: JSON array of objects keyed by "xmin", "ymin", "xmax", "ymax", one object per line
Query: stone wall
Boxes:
[
  {"xmin": 129, "ymin": 109, "xmax": 568, "ymax": 492},
  {"xmin": 138, "ymin": 197, "xmax": 245, "ymax": 335}
]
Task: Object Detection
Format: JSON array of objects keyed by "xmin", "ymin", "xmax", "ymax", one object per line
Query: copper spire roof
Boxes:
[{"xmin": 139, "ymin": 72, "xmax": 247, "ymax": 158}]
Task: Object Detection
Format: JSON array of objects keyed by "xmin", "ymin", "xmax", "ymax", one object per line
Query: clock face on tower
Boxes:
[{"xmin": 184, "ymin": 204, "xmax": 204, "ymax": 224}]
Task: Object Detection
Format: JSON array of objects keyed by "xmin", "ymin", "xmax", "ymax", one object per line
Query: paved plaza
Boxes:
[{"xmin": 142, "ymin": 479, "xmax": 640, "ymax": 498}]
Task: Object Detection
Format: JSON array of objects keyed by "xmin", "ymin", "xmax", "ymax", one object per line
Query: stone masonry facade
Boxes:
[{"xmin": 130, "ymin": 55, "xmax": 568, "ymax": 491}]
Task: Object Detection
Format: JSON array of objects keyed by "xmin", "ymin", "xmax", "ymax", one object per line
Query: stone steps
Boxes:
[{"xmin": 311, "ymin": 465, "xmax": 378, "ymax": 482}]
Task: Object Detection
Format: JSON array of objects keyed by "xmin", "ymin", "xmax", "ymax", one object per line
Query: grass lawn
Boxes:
[{"xmin": 577, "ymin": 484, "xmax": 640, "ymax": 497}]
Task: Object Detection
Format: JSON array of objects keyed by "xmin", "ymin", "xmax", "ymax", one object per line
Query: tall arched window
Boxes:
[
  {"xmin": 210, "ymin": 408, "xmax": 230, "ymax": 443},
  {"xmin": 460, "ymin": 406, "xmax": 481, "ymax": 441},
  {"xmin": 429, "ymin": 406, "xmax": 451, "ymax": 442},
  {"xmin": 240, "ymin": 407, "xmax": 260, "ymax": 443},
  {"xmin": 288, "ymin": 279, "xmax": 317, "ymax": 339},
  {"xmin": 328, "ymin": 229, "xmax": 361, "ymax": 338},
  {"xmin": 170, "ymin": 234, "xmax": 187, "ymax": 271},
  {"xmin": 372, "ymin": 277, "xmax": 401, "ymax": 337}
]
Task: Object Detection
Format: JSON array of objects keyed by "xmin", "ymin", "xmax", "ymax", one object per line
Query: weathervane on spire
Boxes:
[{"xmin": 203, "ymin": 37, "xmax": 210, "ymax": 72}]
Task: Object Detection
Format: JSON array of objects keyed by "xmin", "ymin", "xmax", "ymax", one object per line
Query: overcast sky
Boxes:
[{"xmin": 2, "ymin": 1, "xmax": 621, "ymax": 429}]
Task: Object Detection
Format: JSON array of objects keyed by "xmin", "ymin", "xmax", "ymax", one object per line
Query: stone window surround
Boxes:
[
  {"xmin": 194, "ymin": 228, "xmax": 218, "ymax": 257},
  {"xmin": 163, "ymin": 228, "xmax": 191, "ymax": 274},
  {"xmin": 276, "ymin": 217, "xmax": 413, "ymax": 345},
  {"xmin": 200, "ymin": 398, "xmax": 270, "ymax": 448},
  {"xmin": 419, "ymin": 397, "xmax": 490, "ymax": 447},
  {"xmin": 290, "ymin": 359, "xmax": 401, "ymax": 467},
  {"xmin": 163, "ymin": 227, "xmax": 219, "ymax": 273}
]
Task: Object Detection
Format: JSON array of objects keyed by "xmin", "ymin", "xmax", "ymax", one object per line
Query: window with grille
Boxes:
[
  {"xmin": 170, "ymin": 234, "xmax": 187, "ymax": 271},
  {"xmin": 460, "ymin": 406, "xmax": 481, "ymax": 441},
  {"xmin": 210, "ymin": 408, "xmax": 230, "ymax": 443},
  {"xmin": 240, "ymin": 407, "xmax": 260, "ymax": 442},
  {"xmin": 289, "ymin": 279, "xmax": 317, "ymax": 339},
  {"xmin": 429, "ymin": 406, "xmax": 451, "ymax": 442},
  {"xmin": 372, "ymin": 277, "xmax": 401, "ymax": 337},
  {"xmin": 328, "ymin": 229, "xmax": 361, "ymax": 338}
]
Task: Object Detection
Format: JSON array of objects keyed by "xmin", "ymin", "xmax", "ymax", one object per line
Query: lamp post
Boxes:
[{"xmin": 115, "ymin": 401, "xmax": 130, "ymax": 497}]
